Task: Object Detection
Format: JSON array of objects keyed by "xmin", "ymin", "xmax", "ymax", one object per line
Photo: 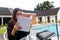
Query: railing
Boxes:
[{"xmin": 55, "ymin": 16, "xmax": 59, "ymax": 40}]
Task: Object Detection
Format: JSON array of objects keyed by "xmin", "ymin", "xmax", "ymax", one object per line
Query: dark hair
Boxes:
[{"xmin": 10, "ymin": 8, "xmax": 22, "ymax": 24}]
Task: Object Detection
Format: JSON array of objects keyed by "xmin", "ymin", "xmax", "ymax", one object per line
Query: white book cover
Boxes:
[{"xmin": 17, "ymin": 16, "xmax": 32, "ymax": 32}]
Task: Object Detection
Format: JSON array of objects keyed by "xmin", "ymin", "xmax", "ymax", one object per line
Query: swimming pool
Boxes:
[{"xmin": 32, "ymin": 24, "xmax": 60, "ymax": 34}]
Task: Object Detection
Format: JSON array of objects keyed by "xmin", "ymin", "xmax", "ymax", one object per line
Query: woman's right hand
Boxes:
[
  {"xmin": 13, "ymin": 23, "xmax": 21, "ymax": 31},
  {"xmin": 11, "ymin": 23, "xmax": 21, "ymax": 36}
]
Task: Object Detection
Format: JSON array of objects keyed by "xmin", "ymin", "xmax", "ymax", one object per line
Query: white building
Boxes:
[
  {"xmin": 0, "ymin": 7, "xmax": 60, "ymax": 25},
  {"xmin": 0, "ymin": 7, "xmax": 13, "ymax": 25},
  {"xmin": 35, "ymin": 7, "xmax": 60, "ymax": 23}
]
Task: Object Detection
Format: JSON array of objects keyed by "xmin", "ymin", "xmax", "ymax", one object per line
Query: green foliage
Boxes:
[
  {"xmin": 58, "ymin": 20, "xmax": 60, "ymax": 23},
  {"xmin": 5, "ymin": 23, "xmax": 8, "ymax": 26},
  {"xmin": 59, "ymin": 20, "xmax": 60, "ymax": 23},
  {"xmin": 0, "ymin": 24, "xmax": 7, "ymax": 28},
  {"xmin": 55, "ymin": 20, "xmax": 57, "ymax": 22},
  {"xmin": 54, "ymin": 20, "xmax": 60, "ymax": 23},
  {"xmin": 0, "ymin": 27, "xmax": 6, "ymax": 34},
  {"xmin": 34, "ymin": 1, "xmax": 54, "ymax": 11},
  {"xmin": 38, "ymin": 21, "xmax": 42, "ymax": 23},
  {"xmin": 52, "ymin": 20, "xmax": 54, "ymax": 22}
]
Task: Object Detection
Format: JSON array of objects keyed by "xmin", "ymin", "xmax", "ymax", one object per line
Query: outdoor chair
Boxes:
[{"xmin": 36, "ymin": 30, "xmax": 57, "ymax": 40}]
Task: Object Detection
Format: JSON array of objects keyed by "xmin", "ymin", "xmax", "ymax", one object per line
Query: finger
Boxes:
[
  {"xmin": 17, "ymin": 26, "xmax": 21, "ymax": 29},
  {"xmin": 16, "ymin": 22, "xmax": 20, "ymax": 25},
  {"xmin": 18, "ymin": 26, "xmax": 21, "ymax": 29}
]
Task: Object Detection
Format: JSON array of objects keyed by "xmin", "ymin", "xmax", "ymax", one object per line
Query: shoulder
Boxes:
[
  {"xmin": 7, "ymin": 20, "xmax": 14, "ymax": 29},
  {"xmin": 8, "ymin": 20, "xmax": 13, "ymax": 25}
]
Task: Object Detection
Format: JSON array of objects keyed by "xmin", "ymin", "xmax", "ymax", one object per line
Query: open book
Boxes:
[{"xmin": 17, "ymin": 16, "xmax": 32, "ymax": 32}]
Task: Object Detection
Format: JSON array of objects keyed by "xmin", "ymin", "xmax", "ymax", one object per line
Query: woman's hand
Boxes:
[
  {"xmin": 14, "ymin": 23, "xmax": 21, "ymax": 31},
  {"xmin": 11, "ymin": 23, "xmax": 21, "ymax": 36}
]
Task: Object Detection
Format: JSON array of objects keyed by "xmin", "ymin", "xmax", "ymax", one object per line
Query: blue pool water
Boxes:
[{"xmin": 32, "ymin": 24, "xmax": 60, "ymax": 34}]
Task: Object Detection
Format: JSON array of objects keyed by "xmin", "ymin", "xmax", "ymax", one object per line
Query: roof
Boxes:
[
  {"xmin": 35, "ymin": 7, "xmax": 60, "ymax": 16},
  {"xmin": 0, "ymin": 7, "xmax": 35, "ymax": 15},
  {"xmin": 0, "ymin": 7, "xmax": 60, "ymax": 16},
  {"xmin": 0, "ymin": 7, "xmax": 13, "ymax": 15}
]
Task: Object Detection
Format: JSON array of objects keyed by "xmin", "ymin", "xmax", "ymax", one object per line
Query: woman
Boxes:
[{"xmin": 7, "ymin": 8, "xmax": 31, "ymax": 40}]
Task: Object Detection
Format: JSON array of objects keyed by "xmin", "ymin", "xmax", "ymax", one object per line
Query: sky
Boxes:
[{"xmin": 0, "ymin": 0, "xmax": 60, "ymax": 11}]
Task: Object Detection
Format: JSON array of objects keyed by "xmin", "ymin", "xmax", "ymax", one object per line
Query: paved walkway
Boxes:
[{"xmin": 0, "ymin": 34, "xmax": 4, "ymax": 40}]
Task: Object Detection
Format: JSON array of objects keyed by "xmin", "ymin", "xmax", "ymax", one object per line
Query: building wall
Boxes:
[
  {"xmin": 57, "ymin": 9, "xmax": 60, "ymax": 20},
  {"xmin": 50, "ymin": 16, "xmax": 55, "ymax": 23},
  {"xmin": 38, "ymin": 16, "xmax": 56, "ymax": 23},
  {"xmin": 36, "ymin": 17, "xmax": 38, "ymax": 23},
  {"xmin": 37, "ymin": 16, "xmax": 48, "ymax": 23},
  {"xmin": 42, "ymin": 16, "xmax": 47, "ymax": 22}
]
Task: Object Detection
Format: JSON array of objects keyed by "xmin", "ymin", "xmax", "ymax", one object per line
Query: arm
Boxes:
[
  {"xmin": 7, "ymin": 22, "xmax": 21, "ymax": 37},
  {"xmin": 11, "ymin": 28, "xmax": 16, "ymax": 36},
  {"xmin": 30, "ymin": 15, "xmax": 33, "ymax": 28},
  {"xmin": 30, "ymin": 22, "xmax": 32, "ymax": 28},
  {"xmin": 11, "ymin": 23, "xmax": 21, "ymax": 36}
]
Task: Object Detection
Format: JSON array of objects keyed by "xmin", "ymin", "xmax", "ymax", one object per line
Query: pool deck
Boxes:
[
  {"xmin": 0, "ymin": 23, "xmax": 60, "ymax": 40},
  {"xmin": 0, "ymin": 34, "xmax": 4, "ymax": 40}
]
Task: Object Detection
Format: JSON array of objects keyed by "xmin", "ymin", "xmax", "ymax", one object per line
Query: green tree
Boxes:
[{"xmin": 34, "ymin": 1, "xmax": 54, "ymax": 11}]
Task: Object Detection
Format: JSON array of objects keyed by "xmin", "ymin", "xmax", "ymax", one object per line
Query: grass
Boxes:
[{"xmin": 0, "ymin": 27, "xmax": 6, "ymax": 34}]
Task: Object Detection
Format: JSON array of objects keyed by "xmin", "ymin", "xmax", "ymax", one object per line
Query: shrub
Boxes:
[
  {"xmin": 58, "ymin": 20, "xmax": 60, "ymax": 23},
  {"xmin": 38, "ymin": 21, "xmax": 42, "ymax": 24},
  {"xmin": 52, "ymin": 20, "xmax": 54, "ymax": 22},
  {"xmin": 5, "ymin": 23, "xmax": 8, "ymax": 26}
]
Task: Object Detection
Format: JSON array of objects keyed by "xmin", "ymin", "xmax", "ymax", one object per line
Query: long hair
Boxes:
[{"xmin": 10, "ymin": 8, "xmax": 22, "ymax": 25}]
